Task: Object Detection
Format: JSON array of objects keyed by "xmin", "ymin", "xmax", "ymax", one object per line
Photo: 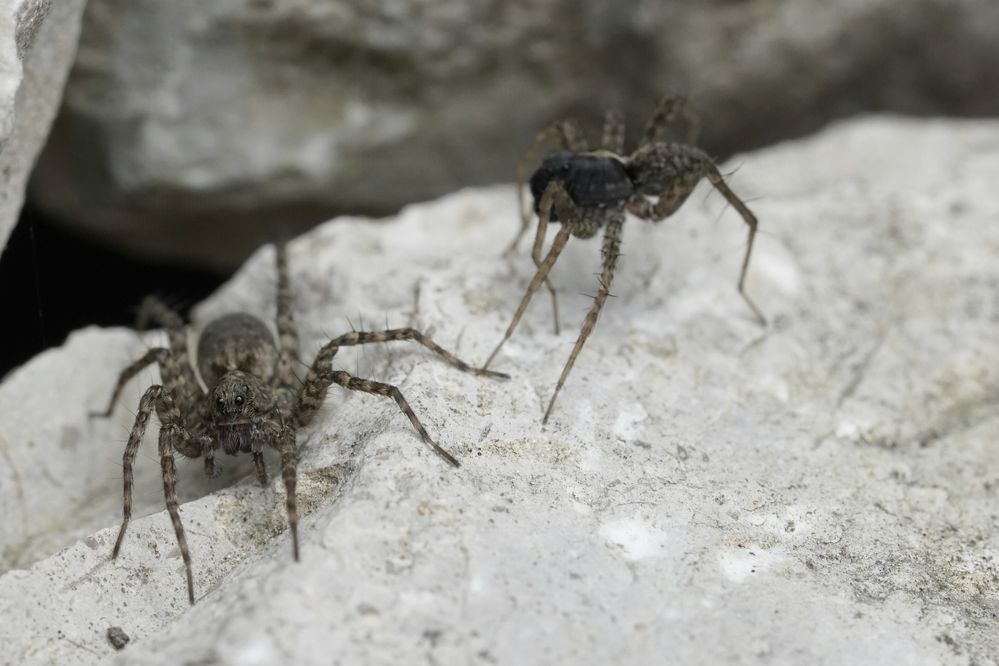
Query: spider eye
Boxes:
[
  {"xmin": 234, "ymin": 395, "xmax": 244, "ymax": 406},
  {"xmin": 215, "ymin": 397, "xmax": 224, "ymax": 408}
]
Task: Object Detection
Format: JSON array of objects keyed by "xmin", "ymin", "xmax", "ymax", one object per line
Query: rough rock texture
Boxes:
[
  {"xmin": 31, "ymin": 0, "xmax": 999, "ymax": 267},
  {"xmin": 0, "ymin": 0, "xmax": 85, "ymax": 257},
  {"xmin": 2, "ymin": 117, "xmax": 999, "ymax": 664}
]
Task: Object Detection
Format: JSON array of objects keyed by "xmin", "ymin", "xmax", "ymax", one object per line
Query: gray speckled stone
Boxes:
[{"xmin": 1, "ymin": 117, "xmax": 998, "ymax": 665}]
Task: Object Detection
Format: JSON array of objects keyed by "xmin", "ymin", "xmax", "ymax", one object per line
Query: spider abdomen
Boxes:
[
  {"xmin": 197, "ymin": 313, "xmax": 277, "ymax": 387},
  {"xmin": 530, "ymin": 151, "xmax": 633, "ymax": 220}
]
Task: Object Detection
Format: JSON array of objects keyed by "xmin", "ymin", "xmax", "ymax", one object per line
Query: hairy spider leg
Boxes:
[
  {"xmin": 601, "ymin": 109, "xmax": 626, "ymax": 154},
  {"xmin": 273, "ymin": 243, "xmax": 301, "ymax": 390},
  {"xmin": 252, "ymin": 446, "xmax": 268, "ymax": 486},
  {"xmin": 91, "ymin": 347, "xmax": 169, "ymax": 418},
  {"xmin": 530, "ymin": 196, "xmax": 562, "ymax": 335},
  {"xmin": 706, "ymin": 168, "xmax": 765, "ymax": 326},
  {"xmin": 112, "ymin": 385, "xmax": 202, "ymax": 605},
  {"xmin": 136, "ymin": 296, "xmax": 203, "ymax": 415},
  {"xmin": 484, "ymin": 182, "xmax": 576, "ymax": 370},
  {"xmin": 627, "ymin": 144, "xmax": 765, "ymax": 325},
  {"xmin": 508, "ymin": 119, "xmax": 588, "ymax": 332},
  {"xmin": 543, "ymin": 216, "xmax": 624, "ymax": 424},
  {"xmin": 273, "ymin": 425, "xmax": 298, "ymax": 560},
  {"xmin": 334, "ymin": 370, "xmax": 459, "ymax": 466},
  {"xmin": 294, "ymin": 328, "xmax": 507, "ymax": 466},
  {"xmin": 507, "ymin": 118, "xmax": 589, "ymax": 255},
  {"xmin": 639, "ymin": 94, "xmax": 702, "ymax": 147}
]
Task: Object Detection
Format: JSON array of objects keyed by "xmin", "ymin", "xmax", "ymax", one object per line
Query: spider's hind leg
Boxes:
[
  {"xmin": 273, "ymin": 243, "xmax": 301, "ymax": 390},
  {"xmin": 639, "ymin": 94, "xmax": 701, "ymax": 147},
  {"xmin": 507, "ymin": 118, "xmax": 588, "ymax": 256},
  {"xmin": 601, "ymin": 109, "xmax": 626, "ymax": 154}
]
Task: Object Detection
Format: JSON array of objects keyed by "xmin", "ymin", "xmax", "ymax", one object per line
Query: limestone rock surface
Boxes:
[
  {"xmin": 2, "ymin": 117, "xmax": 999, "ymax": 664},
  {"xmin": 0, "ymin": 0, "xmax": 85, "ymax": 256},
  {"xmin": 30, "ymin": 0, "xmax": 999, "ymax": 267}
]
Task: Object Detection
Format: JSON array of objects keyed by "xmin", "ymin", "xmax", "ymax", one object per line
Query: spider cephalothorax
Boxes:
[
  {"xmin": 93, "ymin": 245, "xmax": 506, "ymax": 604},
  {"xmin": 210, "ymin": 370, "xmax": 273, "ymax": 455},
  {"xmin": 487, "ymin": 96, "xmax": 765, "ymax": 423}
]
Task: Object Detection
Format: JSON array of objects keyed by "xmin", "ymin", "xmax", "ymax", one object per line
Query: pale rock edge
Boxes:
[{"xmin": 0, "ymin": 0, "xmax": 86, "ymax": 256}]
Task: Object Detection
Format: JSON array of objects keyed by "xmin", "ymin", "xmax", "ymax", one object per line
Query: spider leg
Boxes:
[
  {"xmin": 90, "ymin": 347, "xmax": 168, "ymax": 417},
  {"xmin": 639, "ymin": 94, "xmax": 701, "ymax": 147},
  {"xmin": 159, "ymin": 424, "xmax": 195, "ymax": 605},
  {"xmin": 294, "ymin": 328, "xmax": 506, "ymax": 428},
  {"xmin": 601, "ymin": 109, "xmax": 626, "ymax": 154},
  {"xmin": 543, "ymin": 216, "xmax": 624, "ymax": 424},
  {"xmin": 484, "ymin": 182, "xmax": 576, "ymax": 370},
  {"xmin": 706, "ymin": 167, "xmax": 766, "ymax": 326},
  {"xmin": 136, "ymin": 296, "xmax": 203, "ymax": 412},
  {"xmin": 530, "ymin": 209, "xmax": 561, "ymax": 335},
  {"xmin": 112, "ymin": 385, "xmax": 201, "ymax": 605},
  {"xmin": 252, "ymin": 447, "xmax": 268, "ymax": 486},
  {"xmin": 332, "ymin": 370, "xmax": 459, "ymax": 467},
  {"xmin": 272, "ymin": 426, "xmax": 298, "ymax": 560},
  {"xmin": 295, "ymin": 347, "xmax": 458, "ymax": 464},
  {"xmin": 627, "ymin": 144, "xmax": 765, "ymax": 325},
  {"xmin": 202, "ymin": 435, "xmax": 221, "ymax": 479},
  {"xmin": 506, "ymin": 118, "xmax": 588, "ymax": 255},
  {"xmin": 273, "ymin": 243, "xmax": 301, "ymax": 391}
]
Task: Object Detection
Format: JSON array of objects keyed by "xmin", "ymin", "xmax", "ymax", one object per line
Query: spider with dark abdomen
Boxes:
[
  {"xmin": 92, "ymin": 244, "xmax": 507, "ymax": 604},
  {"xmin": 483, "ymin": 95, "xmax": 765, "ymax": 424}
]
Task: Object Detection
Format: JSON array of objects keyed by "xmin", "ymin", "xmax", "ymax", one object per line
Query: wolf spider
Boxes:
[
  {"xmin": 92, "ymin": 244, "xmax": 506, "ymax": 604},
  {"xmin": 483, "ymin": 95, "xmax": 765, "ymax": 423}
]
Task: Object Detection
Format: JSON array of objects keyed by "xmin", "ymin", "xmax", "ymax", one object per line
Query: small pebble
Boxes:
[{"xmin": 107, "ymin": 626, "xmax": 130, "ymax": 651}]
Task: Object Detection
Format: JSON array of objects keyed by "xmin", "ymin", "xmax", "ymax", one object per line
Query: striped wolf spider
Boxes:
[
  {"xmin": 483, "ymin": 95, "xmax": 765, "ymax": 423},
  {"xmin": 93, "ymin": 244, "xmax": 506, "ymax": 604}
]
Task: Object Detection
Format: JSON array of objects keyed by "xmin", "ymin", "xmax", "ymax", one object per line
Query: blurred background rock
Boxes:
[
  {"xmin": 2, "ymin": 0, "xmax": 999, "ymax": 372},
  {"xmin": 25, "ymin": 0, "xmax": 999, "ymax": 267}
]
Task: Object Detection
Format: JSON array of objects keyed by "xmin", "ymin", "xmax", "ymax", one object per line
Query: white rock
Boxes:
[
  {"xmin": 0, "ymin": 0, "xmax": 85, "ymax": 256},
  {"xmin": 2, "ymin": 117, "xmax": 998, "ymax": 664}
]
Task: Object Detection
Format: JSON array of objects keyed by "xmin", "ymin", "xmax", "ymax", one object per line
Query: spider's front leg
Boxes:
[
  {"xmin": 294, "ymin": 328, "xmax": 500, "ymax": 466},
  {"xmin": 256, "ymin": 422, "xmax": 299, "ymax": 560},
  {"xmin": 90, "ymin": 347, "xmax": 169, "ymax": 418},
  {"xmin": 484, "ymin": 181, "xmax": 577, "ymax": 370},
  {"xmin": 113, "ymin": 385, "xmax": 202, "ymax": 605},
  {"xmin": 627, "ymin": 143, "xmax": 766, "ymax": 326}
]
